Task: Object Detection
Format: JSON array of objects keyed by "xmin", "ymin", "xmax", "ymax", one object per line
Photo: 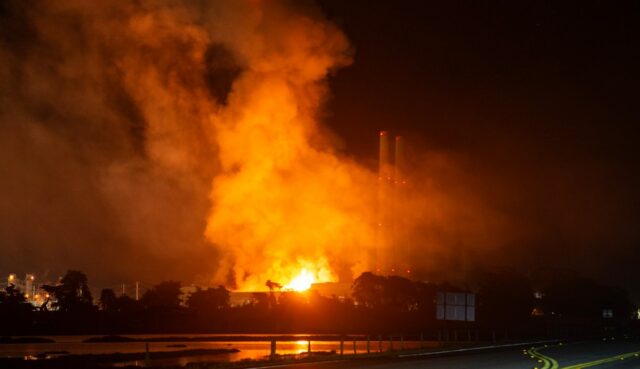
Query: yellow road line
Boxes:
[
  {"xmin": 527, "ymin": 343, "xmax": 640, "ymax": 369},
  {"xmin": 526, "ymin": 345, "xmax": 559, "ymax": 369},
  {"xmin": 562, "ymin": 350, "xmax": 640, "ymax": 369}
]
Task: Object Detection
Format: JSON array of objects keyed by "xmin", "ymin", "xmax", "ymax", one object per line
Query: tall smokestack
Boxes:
[
  {"xmin": 391, "ymin": 135, "xmax": 405, "ymax": 272},
  {"xmin": 394, "ymin": 135, "xmax": 404, "ymax": 186},
  {"xmin": 377, "ymin": 131, "xmax": 391, "ymax": 270},
  {"xmin": 377, "ymin": 133, "xmax": 407, "ymax": 274},
  {"xmin": 378, "ymin": 131, "xmax": 390, "ymax": 184}
]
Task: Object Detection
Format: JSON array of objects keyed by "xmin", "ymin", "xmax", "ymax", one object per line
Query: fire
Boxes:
[
  {"xmin": 283, "ymin": 269, "xmax": 315, "ymax": 292},
  {"xmin": 204, "ymin": 1, "xmax": 379, "ymax": 291},
  {"xmin": 263, "ymin": 260, "xmax": 335, "ymax": 293}
]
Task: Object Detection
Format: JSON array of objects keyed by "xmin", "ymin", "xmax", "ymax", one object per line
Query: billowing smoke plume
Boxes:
[
  {"xmin": 202, "ymin": 1, "xmax": 380, "ymax": 290},
  {"xmin": 0, "ymin": 0, "xmax": 225, "ymax": 286},
  {"xmin": 0, "ymin": 0, "xmax": 383, "ymax": 289}
]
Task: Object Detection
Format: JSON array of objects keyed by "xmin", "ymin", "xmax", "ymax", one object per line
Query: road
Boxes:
[
  {"xmin": 533, "ymin": 340, "xmax": 640, "ymax": 369},
  {"xmin": 267, "ymin": 339, "xmax": 640, "ymax": 369}
]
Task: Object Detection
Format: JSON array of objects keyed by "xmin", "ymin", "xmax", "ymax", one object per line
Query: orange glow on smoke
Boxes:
[{"xmin": 204, "ymin": 2, "xmax": 379, "ymax": 291}]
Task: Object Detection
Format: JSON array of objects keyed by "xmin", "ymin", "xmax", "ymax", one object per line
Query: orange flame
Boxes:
[{"xmin": 283, "ymin": 269, "xmax": 315, "ymax": 292}]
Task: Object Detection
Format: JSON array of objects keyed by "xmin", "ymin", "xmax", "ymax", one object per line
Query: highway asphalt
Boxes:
[{"xmin": 260, "ymin": 339, "xmax": 640, "ymax": 369}]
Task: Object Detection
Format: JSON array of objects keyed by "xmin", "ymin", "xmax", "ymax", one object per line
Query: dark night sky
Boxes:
[{"xmin": 319, "ymin": 1, "xmax": 640, "ymax": 295}]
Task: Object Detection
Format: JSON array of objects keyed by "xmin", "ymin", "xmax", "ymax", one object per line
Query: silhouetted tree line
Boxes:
[{"xmin": 0, "ymin": 269, "xmax": 636, "ymax": 338}]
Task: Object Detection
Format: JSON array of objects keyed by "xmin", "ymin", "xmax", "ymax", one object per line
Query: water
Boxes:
[{"xmin": 0, "ymin": 334, "xmax": 439, "ymax": 367}]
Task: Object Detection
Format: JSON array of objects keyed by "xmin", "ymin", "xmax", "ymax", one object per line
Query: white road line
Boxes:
[
  {"xmin": 245, "ymin": 339, "xmax": 560, "ymax": 369},
  {"xmin": 398, "ymin": 339, "xmax": 559, "ymax": 358}
]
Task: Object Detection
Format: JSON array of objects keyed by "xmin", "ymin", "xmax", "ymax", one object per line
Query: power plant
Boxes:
[{"xmin": 377, "ymin": 131, "xmax": 407, "ymax": 274}]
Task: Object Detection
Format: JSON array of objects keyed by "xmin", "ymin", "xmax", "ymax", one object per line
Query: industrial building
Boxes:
[{"xmin": 4, "ymin": 273, "xmax": 49, "ymax": 307}]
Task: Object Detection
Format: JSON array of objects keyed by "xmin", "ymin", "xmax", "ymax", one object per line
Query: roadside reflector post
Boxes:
[
  {"xmin": 420, "ymin": 332, "xmax": 424, "ymax": 349},
  {"xmin": 378, "ymin": 335, "xmax": 382, "ymax": 352},
  {"xmin": 340, "ymin": 337, "xmax": 344, "ymax": 355},
  {"xmin": 389, "ymin": 336, "xmax": 393, "ymax": 352},
  {"xmin": 145, "ymin": 342, "xmax": 150, "ymax": 365},
  {"xmin": 400, "ymin": 335, "xmax": 404, "ymax": 350},
  {"xmin": 308, "ymin": 340, "xmax": 311, "ymax": 354},
  {"xmin": 353, "ymin": 338, "xmax": 357, "ymax": 354},
  {"xmin": 366, "ymin": 335, "xmax": 370, "ymax": 354},
  {"xmin": 270, "ymin": 339, "xmax": 276, "ymax": 360}
]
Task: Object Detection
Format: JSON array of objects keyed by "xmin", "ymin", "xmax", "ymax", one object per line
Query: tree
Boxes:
[
  {"xmin": 142, "ymin": 281, "xmax": 182, "ymax": 310},
  {"xmin": 385, "ymin": 275, "xmax": 418, "ymax": 311},
  {"xmin": 187, "ymin": 286, "xmax": 230, "ymax": 312},
  {"xmin": 0, "ymin": 284, "xmax": 33, "ymax": 314},
  {"xmin": 0, "ymin": 284, "xmax": 34, "ymax": 333},
  {"xmin": 352, "ymin": 272, "xmax": 386, "ymax": 308},
  {"xmin": 542, "ymin": 273, "xmax": 633, "ymax": 321},
  {"xmin": 99, "ymin": 288, "xmax": 118, "ymax": 311},
  {"xmin": 352, "ymin": 272, "xmax": 420, "ymax": 311},
  {"xmin": 415, "ymin": 281, "xmax": 437, "ymax": 313},
  {"xmin": 477, "ymin": 269, "xmax": 534, "ymax": 326},
  {"xmin": 42, "ymin": 270, "xmax": 94, "ymax": 312},
  {"xmin": 115, "ymin": 294, "xmax": 142, "ymax": 313}
]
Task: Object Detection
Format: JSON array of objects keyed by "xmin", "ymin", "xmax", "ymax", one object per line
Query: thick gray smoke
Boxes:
[{"xmin": 0, "ymin": 0, "xmax": 245, "ymax": 286}]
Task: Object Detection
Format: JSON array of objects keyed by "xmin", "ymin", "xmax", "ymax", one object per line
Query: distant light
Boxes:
[{"xmin": 406, "ymin": 269, "xmax": 411, "ymax": 274}]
